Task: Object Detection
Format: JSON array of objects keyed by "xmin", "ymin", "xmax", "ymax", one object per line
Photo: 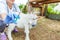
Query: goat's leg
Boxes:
[
  {"xmin": 24, "ymin": 25, "xmax": 30, "ymax": 40},
  {"xmin": 6, "ymin": 23, "xmax": 15, "ymax": 40}
]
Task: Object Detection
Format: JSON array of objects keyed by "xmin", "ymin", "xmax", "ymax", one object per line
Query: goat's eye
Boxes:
[
  {"xmin": 33, "ymin": 18, "xmax": 38, "ymax": 20},
  {"xmin": 33, "ymin": 18, "xmax": 35, "ymax": 20}
]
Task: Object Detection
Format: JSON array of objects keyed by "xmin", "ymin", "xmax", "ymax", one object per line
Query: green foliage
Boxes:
[
  {"xmin": 47, "ymin": 5, "xmax": 53, "ymax": 14},
  {"xmin": 46, "ymin": 3, "xmax": 60, "ymax": 20},
  {"xmin": 22, "ymin": 6, "xmax": 27, "ymax": 14},
  {"xmin": 19, "ymin": 4, "xmax": 27, "ymax": 14},
  {"xmin": 47, "ymin": 4, "xmax": 60, "ymax": 15},
  {"xmin": 19, "ymin": 4, "xmax": 24, "ymax": 10}
]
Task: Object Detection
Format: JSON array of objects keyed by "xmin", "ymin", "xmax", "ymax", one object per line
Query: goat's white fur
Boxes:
[{"xmin": 6, "ymin": 13, "xmax": 38, "ymax": 40}]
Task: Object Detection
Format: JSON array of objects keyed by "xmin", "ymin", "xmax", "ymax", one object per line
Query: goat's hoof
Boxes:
[
  {"xmin": 25, "ymin": 37, "xmax": 30, "ymax": 40},
  {"xmin": 9, "ymin": 38, "xmax": 13, "ymax": 40}
]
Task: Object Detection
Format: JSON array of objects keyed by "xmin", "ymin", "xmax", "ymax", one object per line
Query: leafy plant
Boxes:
[
  {"xmin": 19, "ymin": 4, "xmax": 24, "ymax": 10},
  {"xmin": 19, "ymin": 4, "xmax": 27, "ymax": 14},
  {"xmin": 47, "ymin": 4, "xmax": 60, "ymax": 15},
  {"xmin": 47, "ymin": 5, "xmax": 53, "ymax": 14}
]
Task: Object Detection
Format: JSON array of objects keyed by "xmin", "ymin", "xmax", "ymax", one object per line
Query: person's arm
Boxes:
[
  {"xmin": 14, "ymin": 3, "xmax": 21, "ymax": 14},
  {"xmin": 0, "ymin": 13, "xmax": 7, "ymax": 20},
  {"xmin": 0, "ymin": 2, "xmax": 7, "ymax": 20}
]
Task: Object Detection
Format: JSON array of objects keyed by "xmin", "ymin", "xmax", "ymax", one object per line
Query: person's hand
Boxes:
[{"xmin": 0, "ymin": 13, "xmax": 7, "ymax": 20}]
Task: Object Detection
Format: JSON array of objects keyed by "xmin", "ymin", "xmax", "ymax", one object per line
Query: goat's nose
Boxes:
[{"xmin": 32, "ymin": 24, "xmax": 35, "ymax": 27}]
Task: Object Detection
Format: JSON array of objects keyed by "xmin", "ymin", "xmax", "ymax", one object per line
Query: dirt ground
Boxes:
[{"xmin": 11, "ymin": 17, "xmax": 60, "ymax": 40}]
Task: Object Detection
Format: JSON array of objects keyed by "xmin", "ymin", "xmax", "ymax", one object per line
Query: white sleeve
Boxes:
[
  {"xmin": 0, "ymin": 2, "xmax": 7, "ymax": 14},
  {"xmin": 14, "ymin": 3, "xmax": 21, "ymax": 12}
]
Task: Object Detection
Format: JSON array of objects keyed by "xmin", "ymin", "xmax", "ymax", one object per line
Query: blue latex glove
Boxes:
[
  {"xmin": 13, "ymin": 14, "xmax": 20, "ymax": 23},
  {"xmin": 4, "ymin": 13, "xmax": 20, "ymax": 24}
]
